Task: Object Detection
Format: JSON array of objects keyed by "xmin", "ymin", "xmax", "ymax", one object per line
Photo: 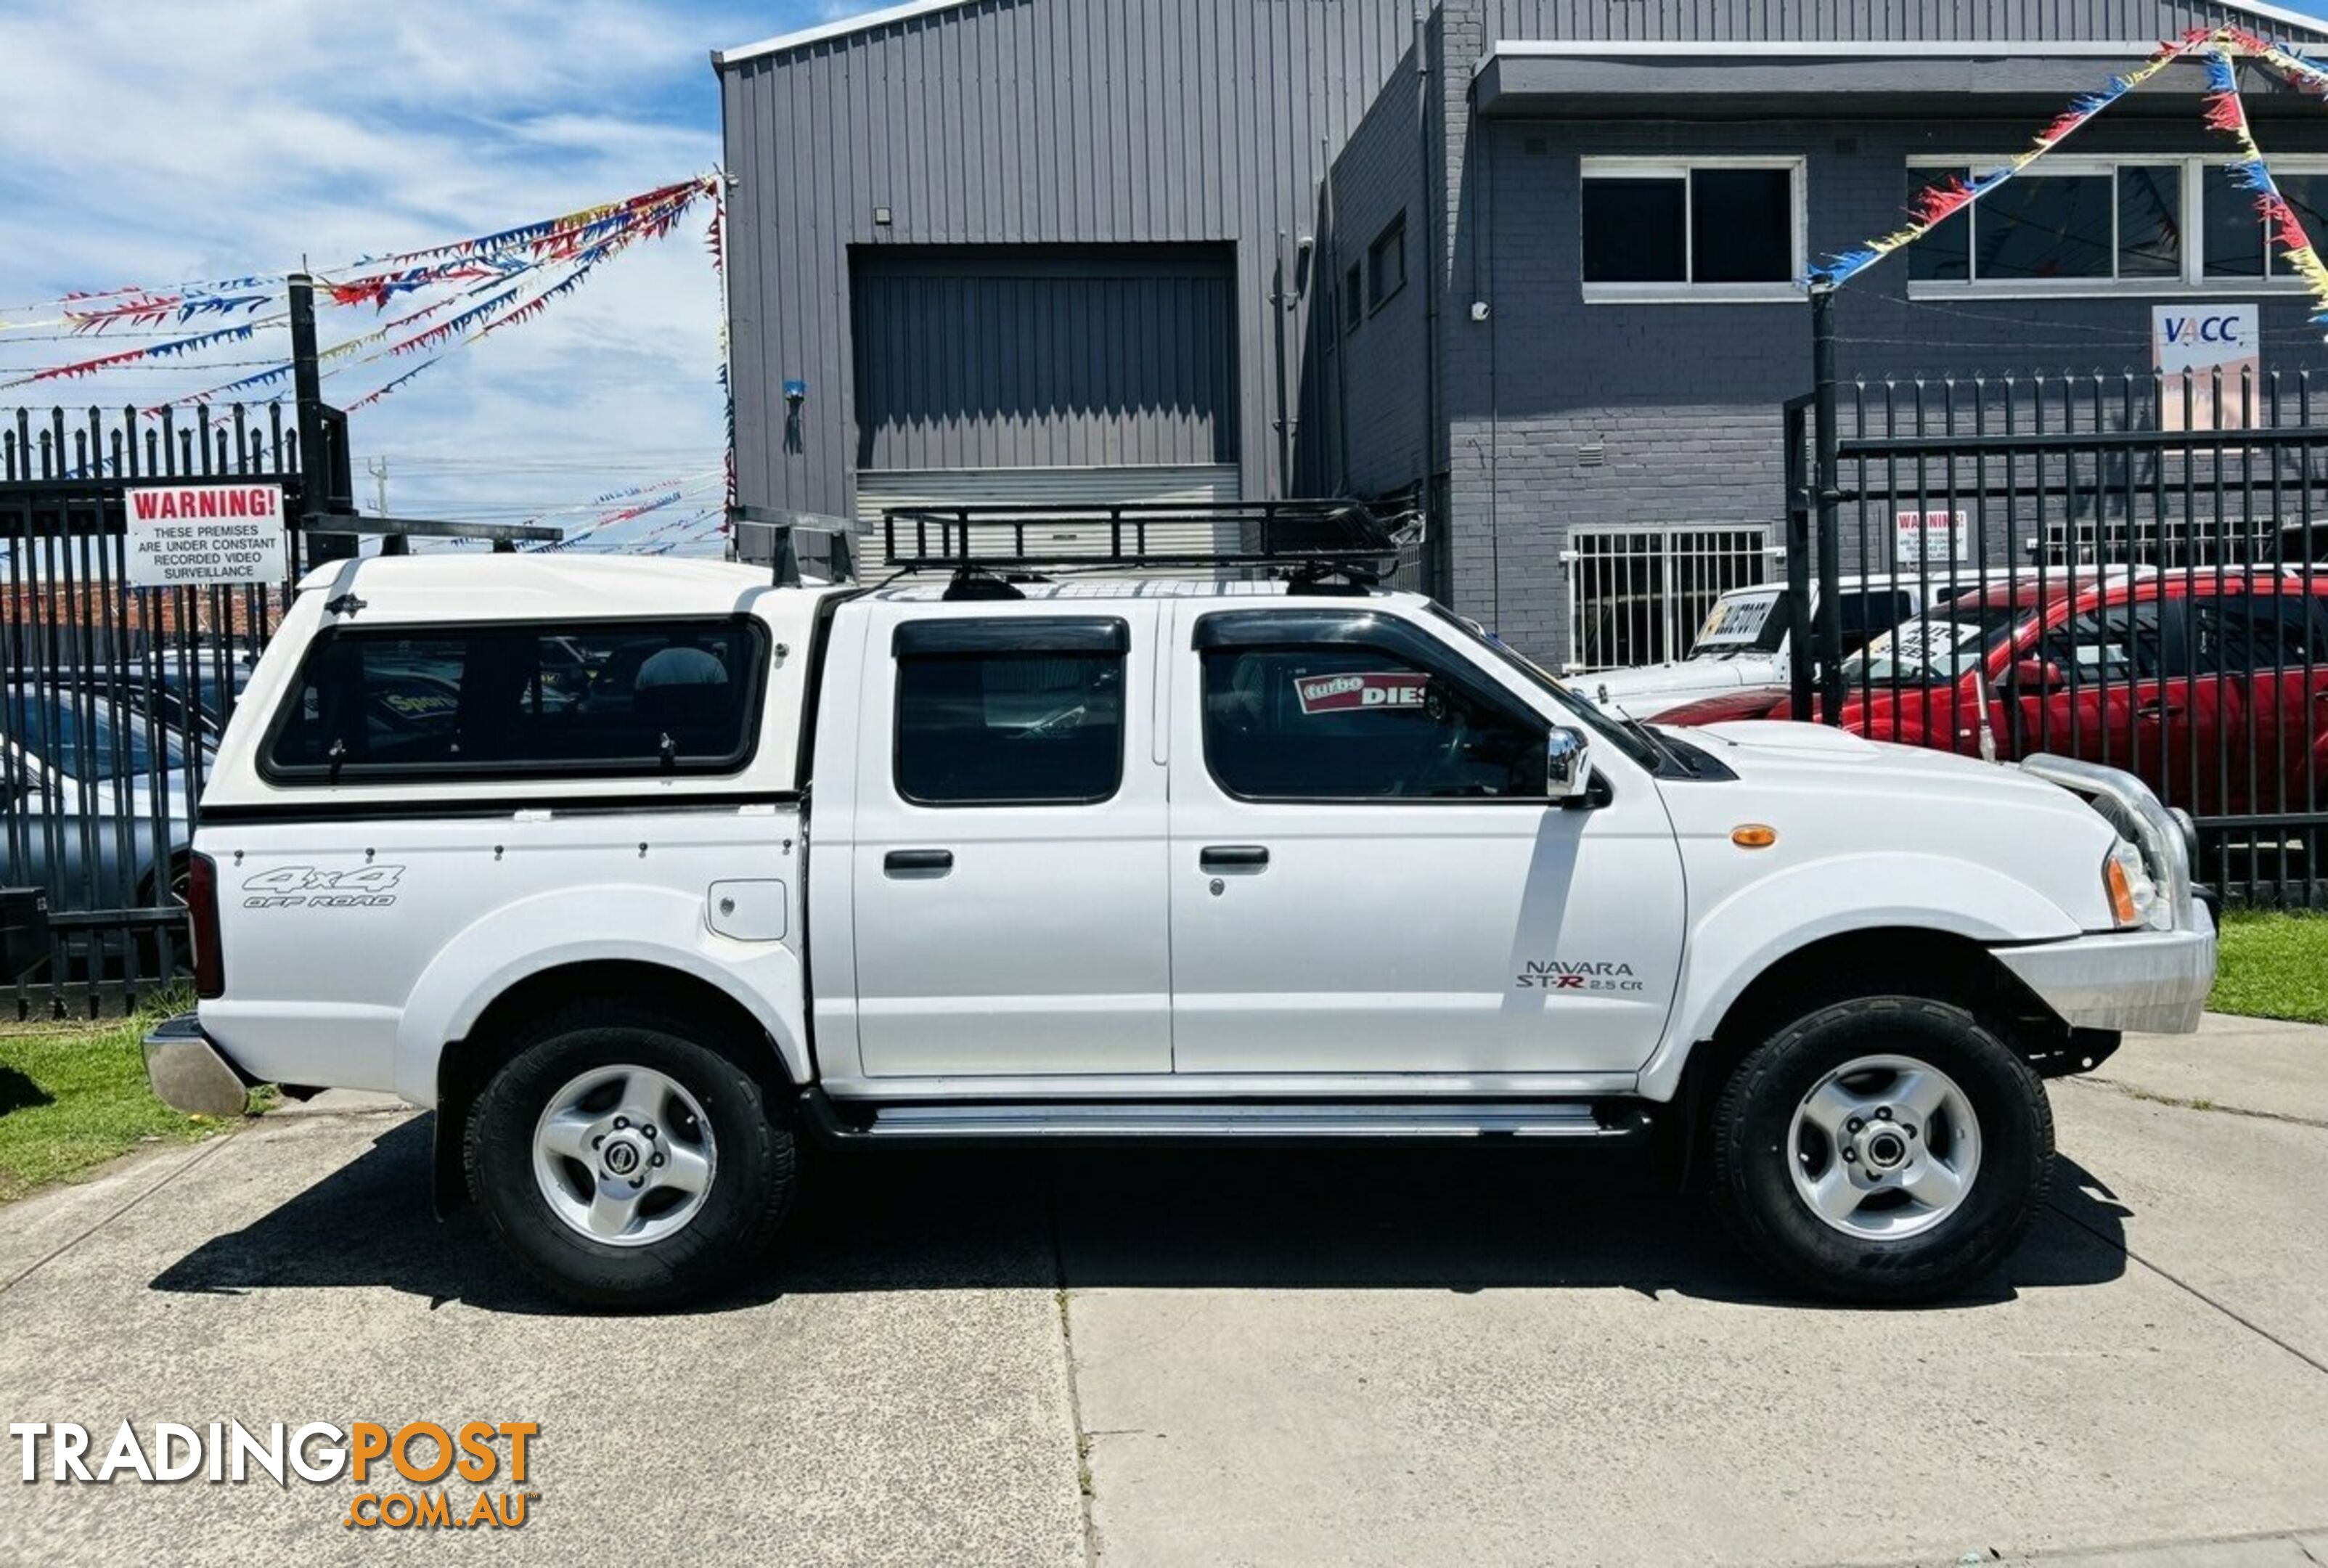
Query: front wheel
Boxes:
[
  {"xmin": 465, "ymin": 1006, "xmax": 796, "ymax": 1308},
  {"xmin": 1710, "ymin": 996, "xmax": 2052, "ymax": 1304}
]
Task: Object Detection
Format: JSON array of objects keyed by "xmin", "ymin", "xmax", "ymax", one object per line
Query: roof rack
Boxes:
[
  {"xmin": 880, "ymin": 498, "xmax": 1414, "ymax": 592},
  {"xmin": 729, "ymin": 505, "xmax": 862, "ymax": 587}
]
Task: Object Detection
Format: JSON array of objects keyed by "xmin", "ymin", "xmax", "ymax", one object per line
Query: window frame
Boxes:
[
  {"xmin": 257, "ymin": 614, "xmax": 770, "ymax": 787},
  {"xmin": 1366, "ymin": 213, "xmax": 1408, "ymax": 314},
  {"xmin": 1579, "ymin": 156, "xmax": 1808, "ymax": 306},
  {"xmin": 1904, "ymin": 153, "xmax": 2328, "ymax": 299},
  {"xmin": 889, "ymin": 615, "xmax": 1131, "ymax": 810},
  {"xmin": 1344, "ymin": 260, "xmax": 1364, "ymax": 332},
  {"xmin": 1191, "ymin": 608, "xmax": 1556, "ymax": 807}
]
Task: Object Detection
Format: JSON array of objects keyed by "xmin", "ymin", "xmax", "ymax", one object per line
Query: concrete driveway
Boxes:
[{"xmin": 3, "ymin": 1017, "xmax": 2325, "ymax": 1567}]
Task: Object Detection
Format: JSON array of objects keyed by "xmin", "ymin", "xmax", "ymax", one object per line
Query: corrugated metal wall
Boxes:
[
  {"xmin": 1489, "ymin": 0, "xmax": 2328, "ymax": 41},
  {"xmin": 850, "ymin": 247, "xmax": 1236, "ymax": 471},
  {"xmin": 720, "ymin": 0, "xmax": 1415, "ymax": 520}
]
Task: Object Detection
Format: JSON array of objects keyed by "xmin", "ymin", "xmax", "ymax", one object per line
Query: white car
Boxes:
[
  {"xmin": 145, "ymin": 552, "xmax": 2215, "ymax": 1308},
  {"xmin": 1585, "ymin": 571, "xmax": 2102, "ymax": 719}
]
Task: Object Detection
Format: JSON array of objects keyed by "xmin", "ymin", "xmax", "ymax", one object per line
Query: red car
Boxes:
[{"xmin": 1658, "ymin": 568, "xmax": 2328, "ymax": 818}]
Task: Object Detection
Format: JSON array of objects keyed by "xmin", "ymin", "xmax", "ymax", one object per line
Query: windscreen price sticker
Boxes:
[
  {"xmin": 123, "ymin": 484, "xmax": 288, "ymax": 588},
  {"xmin": 1294, "ymin": 671, "xmax": 1429, "ymax": 714}
]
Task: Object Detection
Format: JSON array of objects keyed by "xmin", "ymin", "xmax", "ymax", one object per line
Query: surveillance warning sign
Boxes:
[{"xmin": 123, "ymin": 483, "xmax": 288, "ymax": 588}]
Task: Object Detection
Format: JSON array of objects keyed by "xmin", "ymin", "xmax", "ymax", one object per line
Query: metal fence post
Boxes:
[
  {"xmin": 1811, "ymin": 285, "xmax": 1845, "ymax": 722},
  {"xmin": 288, "ymin": 274, "xmax": 353, "ymax": 567}
]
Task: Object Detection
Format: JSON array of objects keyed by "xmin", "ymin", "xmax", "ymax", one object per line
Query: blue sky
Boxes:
[
  {"xmin": 9, "ymin": 0, "xmax": 2328, "ymax": 554},
  {"xmin": 0, "ymin": 0, "xmax": 887, "ymax": 555}
]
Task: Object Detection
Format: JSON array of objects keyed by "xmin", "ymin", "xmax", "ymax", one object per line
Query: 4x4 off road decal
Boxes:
[
  {"xmin": 1292, "ymin": 671, "xmax": 1430, "ymax": 715},
  {"xmin": 241, "ymin": 865, "xmax": 404, "ymax": 910}
]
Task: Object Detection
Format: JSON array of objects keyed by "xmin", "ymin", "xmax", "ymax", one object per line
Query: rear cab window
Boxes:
[{"xmin": 262, "ymin": 618, "xmax": 768, "ymax": 783}]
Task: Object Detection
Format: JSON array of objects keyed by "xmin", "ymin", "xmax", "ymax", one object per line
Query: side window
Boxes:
[
  {"xmin": 2194, "ymin": 594, "xmax": 2327, "ymax": 672},
  {"xmin": 2041, "ymin": 601, "xmax": 2165, "ymax": 683},
  {"xmin": 892, "ymin": 618, "xmax": 1127, "ymax": 806},
  {"xmin": 266, "ymin": 619, "xmax": 765, "ymax": 780},
  {"xmin": 1836, "ymin": 589, "xmax": 1913, "ymax": 655},
  {"xmin": 1200, "ymin": 645, "xmax": 1545, "ymax": 801}
]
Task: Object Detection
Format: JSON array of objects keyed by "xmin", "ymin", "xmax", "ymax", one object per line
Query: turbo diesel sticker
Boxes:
[
  {"xmin": 241, "ymin": 865, "xmax": 404, "ymax": 910},
  {"xmin": 1293, "ymin": 671, "xmax": 1429, "ymax": 715}
]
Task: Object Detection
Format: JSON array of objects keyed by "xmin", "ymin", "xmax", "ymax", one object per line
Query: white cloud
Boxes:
[{"xmin": 0, "ymin": 0, "xmax": 875, "ymax": 554}]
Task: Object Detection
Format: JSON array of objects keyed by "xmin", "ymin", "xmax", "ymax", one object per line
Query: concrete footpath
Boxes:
[{"xmin": 1, "ymin": 1016, "xmax": 2324, "ymax": 1567}]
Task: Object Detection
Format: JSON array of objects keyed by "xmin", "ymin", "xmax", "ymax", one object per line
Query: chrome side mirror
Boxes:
[{"xmin": 1546, "ymin": 726, "xmax": 1593, "ymax": 801}]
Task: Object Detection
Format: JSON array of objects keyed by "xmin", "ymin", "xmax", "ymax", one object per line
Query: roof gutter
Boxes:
[
  {"xmin": 1474, "ymin": 36, "xmax": 2321, "ymax": 75},
  {"xmin": 714, "ymin": 0, "xmax": 981, "ymax": 69}
]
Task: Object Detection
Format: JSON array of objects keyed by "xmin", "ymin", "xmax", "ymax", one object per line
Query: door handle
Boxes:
[
  {"xmin": 883, "ymin": 849, "xmax": 954, "ymax": 875},
  {"xmin": 1199, "ymin": 845, "xmax": 1270, "ymax": 871},
  {"xmin": 2136, "ymin": 701, "xmax": 2185, "ymax": 719}
]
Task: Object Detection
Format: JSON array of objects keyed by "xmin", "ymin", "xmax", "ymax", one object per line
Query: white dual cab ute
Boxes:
[{"xmin": 145, "ymin": 526, "xmax": 2216, "ymax": 1308}]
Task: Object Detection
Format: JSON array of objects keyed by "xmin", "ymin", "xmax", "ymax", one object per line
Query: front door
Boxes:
[
  {"xmin": 1164, "ymin": 604, "xmax": 1685, "ymax": 1077},
  {"xmin": 849, "ymin": 607, "xmax": 1172, "ymax": 1077},
  {"xmin": 2014, "ymin": 591, "xmax": 2224, "ymax": 814}
]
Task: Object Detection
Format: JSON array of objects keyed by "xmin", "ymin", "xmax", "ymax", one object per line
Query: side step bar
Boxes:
[{"xmin": 802, "ymin": 1092, "xmax": 1648, "ymax": 1146}]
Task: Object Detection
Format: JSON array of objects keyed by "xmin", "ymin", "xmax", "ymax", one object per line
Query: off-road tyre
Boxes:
[
  {"xmin": 1710, "ymin": 995, "xmax": 2053, "ymax": 1304},
  {"xmin": 465, "ymin": 1003, "xmax": 795, "ymax": 1310}
]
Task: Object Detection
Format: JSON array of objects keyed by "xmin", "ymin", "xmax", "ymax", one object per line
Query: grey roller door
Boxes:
[{"xmin": 851, "ymin": 245, "xmax": 1238, "ymax": 474}]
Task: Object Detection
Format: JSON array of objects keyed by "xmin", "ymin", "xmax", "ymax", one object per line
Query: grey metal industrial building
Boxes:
[{"xmin": 715, "ymin": 0, "xmax": 2328, "ymax": 665}]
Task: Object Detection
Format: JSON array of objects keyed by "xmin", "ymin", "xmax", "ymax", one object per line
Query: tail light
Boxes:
[{"xmin": 188, "ymin": 852, "xmax": 224, "ymax": 999}]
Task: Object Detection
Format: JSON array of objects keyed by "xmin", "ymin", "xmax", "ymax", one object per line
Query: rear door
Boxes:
[
  {"xmin": 2017, "ymin": 588, "xmax": 2222, "ymax": 813},
  {"xmin": 2192, "ymin": 586, "xmax": 2328, "ymax": 817},
  {"xmin": 846, "ymin": 605, "xmax": 1172, "ymax": 1077}
]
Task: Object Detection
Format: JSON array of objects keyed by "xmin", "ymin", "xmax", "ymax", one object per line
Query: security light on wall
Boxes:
[
  {"xmin": 784, "ymin": 380, "xmax": 809, "ymax": 407},
  {"xmin": 1469, "ymin": 301, "xmax": 1490, "ymax": 322}
]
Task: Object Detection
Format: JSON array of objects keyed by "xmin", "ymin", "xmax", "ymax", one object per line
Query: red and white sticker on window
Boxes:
[{"xmin": 1293, "ymin": 671, "xmax": 1429, "ymax": 714}]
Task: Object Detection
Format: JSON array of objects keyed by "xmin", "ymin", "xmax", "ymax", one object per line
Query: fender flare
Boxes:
[
  {"xmin": 1634, "ymin": 852, "xmax": 2085, "ymax": 1102},
  {"xmin": 393, "ymin": 883, "xmax": 811, "ymax": 1106}
]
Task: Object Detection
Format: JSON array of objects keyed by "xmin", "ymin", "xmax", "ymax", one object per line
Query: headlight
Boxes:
[{"xmin": 2103, "ymin": 839, "xmax": 2167, "ymax": 931}]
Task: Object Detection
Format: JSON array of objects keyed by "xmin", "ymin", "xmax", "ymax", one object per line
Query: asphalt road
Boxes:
[{"xmin": 2, "ymin": 1016, "xmax": 2324, "ymax": 1567}]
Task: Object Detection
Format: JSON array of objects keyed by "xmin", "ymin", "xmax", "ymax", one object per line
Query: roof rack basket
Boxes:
[{"xmin": 879, "ymin": 497, "xmax": 1416, "ymax": 582}]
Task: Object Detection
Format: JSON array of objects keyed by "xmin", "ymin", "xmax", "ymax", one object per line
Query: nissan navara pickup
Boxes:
[{"xmin": 144, "ymin": 545, "xmax": 2217, "ymax": 1307}]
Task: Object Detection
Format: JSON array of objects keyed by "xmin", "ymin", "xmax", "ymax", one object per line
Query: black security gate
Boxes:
[
  {"xmin": 1786, "ymin": 367, "xmax": 2327, "ymax": 907},
  {"xmin": 1, "ymin": 402, "xmax": 309, "ymax": 1016}
]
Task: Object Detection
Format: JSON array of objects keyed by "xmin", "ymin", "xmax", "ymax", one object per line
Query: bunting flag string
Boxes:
[
  {"xmin": 524, "ymin": 472, "xmax": 727, "ymax": 553},
  {"xmin": 2197, "ymin": 43, "xmax": 2328, "ymax": 327},
  {"xmin": 1807, "ymin": 28, "xmax": 2215, "ymax": 288},
  {"xmin": 322, "ymin": 176, "xmax": 714, "ymax": 309},
  {"xmin": 0, "ymin": 321, "xmax": 266, "ymax": 392},
  {"xmin": 0, "ymin": 174, "xmax": 717, "ymax": 330},
  {"xmin": 708, "ymin": 176, "xmax": 735, "ymax": 515}
]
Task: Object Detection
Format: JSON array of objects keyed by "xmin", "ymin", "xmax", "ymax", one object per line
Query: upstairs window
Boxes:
[
  {"xmin": 1908, "ymin": 156, "xmax": 2328, "ymax": 292},
  {"xmin": 1581, "ymin": 159, "xmax": 1802, "ymax": 299},
  {"xmin": 1344, "ymin": 261, "xmax": 1363, "ymax": 332},
  {"xmin": 264, "ymin": 619, "xmax": 767, "ymax": 783},
  {"xmin": 1367, "ymin": 215, "xmax": 1407, "ymax": 311}
]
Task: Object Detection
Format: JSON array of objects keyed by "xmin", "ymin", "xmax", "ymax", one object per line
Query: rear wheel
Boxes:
[
  {"xmin": 1711, "ymin": 996, "xmax": 2051, "ymax": 1303},
  {"xmin": 465, "ymin": 1005, "xmax": 795, "ymax": 1308}
]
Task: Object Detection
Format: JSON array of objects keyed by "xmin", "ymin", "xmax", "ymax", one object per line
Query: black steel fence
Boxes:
[
  {"xmin": 1786, "ymin": 367, "xmax": 2327, "ymax": 907},
  {"xmin": 1, "ymin": 403, "xmax": 303, "ymax": 1016}
]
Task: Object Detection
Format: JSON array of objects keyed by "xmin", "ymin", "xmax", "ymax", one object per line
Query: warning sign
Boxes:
[
  {"xmin": 1293, "ymin": 671, "xmax": 1429, "ymax": 715},
  {"xmin": 123, "ymin": 484, "xmax": 288, "ymax": 588}
]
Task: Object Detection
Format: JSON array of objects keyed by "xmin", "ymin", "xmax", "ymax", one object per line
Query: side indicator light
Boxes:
[{"xmin": 1731, "ymin": 825, "xmax": 1778, "ymax": 849}]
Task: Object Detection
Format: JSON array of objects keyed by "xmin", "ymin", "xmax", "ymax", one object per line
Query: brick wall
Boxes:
[{"xmin": 1439, "ymin": 108, "xmax": 2328, "ymax": 663}]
